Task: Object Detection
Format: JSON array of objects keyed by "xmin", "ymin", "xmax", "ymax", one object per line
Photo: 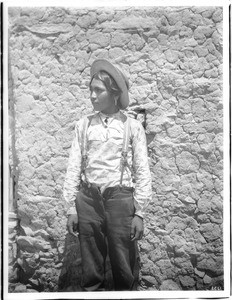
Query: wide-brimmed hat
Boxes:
[{"xmin": 90, "ymin": 59, "xmax": 129, "ymax": 109}]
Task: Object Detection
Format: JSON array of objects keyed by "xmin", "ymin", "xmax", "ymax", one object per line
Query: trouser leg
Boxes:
[
  {"xmin": 104, "ymin": 186, "xmax": 139, "ymax": 291},
  {"xmin": 75, "ymin": 185, "xmax": 107, "ymax": 291}
]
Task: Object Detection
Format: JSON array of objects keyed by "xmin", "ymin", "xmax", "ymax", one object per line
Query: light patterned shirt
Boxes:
[{"xmin": 63, "ymin": 111, "xmax": 152, "ymax": 218}]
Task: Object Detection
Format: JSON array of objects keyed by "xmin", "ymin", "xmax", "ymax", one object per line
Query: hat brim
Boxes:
[{"xmin": 90, "ymin": 59, "xmax": 129, "ymax": 109}]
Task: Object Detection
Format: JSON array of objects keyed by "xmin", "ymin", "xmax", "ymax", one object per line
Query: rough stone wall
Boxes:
[{"xmin": 8, "ymin": 6, "xmax": 223, "ymax": 292}]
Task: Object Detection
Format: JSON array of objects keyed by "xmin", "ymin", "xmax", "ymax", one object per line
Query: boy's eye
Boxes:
[{"xmin": 91, "ymin": 87, "xmax": 103, "ymax": 93}]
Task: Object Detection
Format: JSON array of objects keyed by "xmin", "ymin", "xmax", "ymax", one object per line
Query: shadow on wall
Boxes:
[
  {"xmin": 58, "ymin": 234, "xmax": 82, "ymax": 292},
  {"xmin": 58, "ymin": 233, "xmax": 114, "ymax": 292}
]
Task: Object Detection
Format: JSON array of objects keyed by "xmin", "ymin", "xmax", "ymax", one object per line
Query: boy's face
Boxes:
[{"xmin": 90, "ymin": 78, "xmax": 115, "ymax": 114}]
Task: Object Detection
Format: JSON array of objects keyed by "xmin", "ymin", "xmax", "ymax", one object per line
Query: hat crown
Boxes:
[{"xmin": 115, "ymin": 67, "xmax": 129, "ymax": 90}]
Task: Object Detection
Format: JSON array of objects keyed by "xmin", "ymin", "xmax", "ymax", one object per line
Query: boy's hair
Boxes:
[{"xmin": 90, "ymin": 71, "xmax": 122, "ymax": 97}]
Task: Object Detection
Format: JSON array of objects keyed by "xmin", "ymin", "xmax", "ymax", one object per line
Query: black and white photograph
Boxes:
[{"xmin": 4, "ymin": 0, "xmax": 230, "ymax": 299}]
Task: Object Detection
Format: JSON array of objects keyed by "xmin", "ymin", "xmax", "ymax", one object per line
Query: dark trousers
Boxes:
[{"xmin": 75, "ymin": 182, "xmax": 139, "ymax": 291}]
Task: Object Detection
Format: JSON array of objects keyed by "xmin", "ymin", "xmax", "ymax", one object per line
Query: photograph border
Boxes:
[{"xmin": 3, "ymin": 0, "xmax": 231, "ymax": 299}]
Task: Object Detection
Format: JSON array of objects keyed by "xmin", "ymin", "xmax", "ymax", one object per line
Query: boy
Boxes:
[{"xmin": 64, "ymin": 59, "xmax": 152, "ymax": 291}]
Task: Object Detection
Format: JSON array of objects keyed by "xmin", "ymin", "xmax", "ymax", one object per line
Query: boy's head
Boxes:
[{"xmin": 90, "ymin": 59, "xmax": 129, "ymax": 110}]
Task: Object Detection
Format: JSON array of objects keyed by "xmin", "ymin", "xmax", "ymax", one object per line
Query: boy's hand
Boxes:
[
  {"xmin": 67, "ymin": 214, "xmax": 79, "ymax": 237},
  {"xmin": 130, "ymin": 215, "xmax": 144, "ymax": 241}
]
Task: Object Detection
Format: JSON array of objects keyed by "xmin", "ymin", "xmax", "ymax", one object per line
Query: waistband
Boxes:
[{"xmin": 80, "ymin": 181, "xmax": 134, "ymax": 199}]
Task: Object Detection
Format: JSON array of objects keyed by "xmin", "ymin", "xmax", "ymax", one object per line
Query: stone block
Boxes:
[
  {"xmin": 76, "ymin": 13, "xmax": 97, "ymax": 29},
  {"xmin": 199, "ymin": 223, "xmax": 221, "ymax": 241},
  {"xmin": 17, "ymin": 236, "xmax": 51, "ymax": 252},
  {"xmin": 142, "ymin": 275, "xmax": 158, "ymax": 287},
  {"xmin": 9, "ymin": 266, "xmax": 18, "ymax": 282},
  {"xmin": 212, "ymin": 8, "xmax": 223, "ymax": 23},
  {"xmin": 176, "ymin": 151, "xmax": 200, "ymax": 173},
  {"xmin": 14, "ymin": 284, "xmax": 27, "ymax": 293},
  {"xmin": 16, "ymin": 94, "xmax": 34, "ymax": 113},
  {"xmin": 111, "ymin": 32, "xmax": 130, "ymax": 47},
  {"xmin": 195, "ymin": 267, "xmax": 205, "ymax": 278},
  {"xmin": 164, "ymin": 49, "xmax": 179, "ymax": 63},
  {"xmin": 179, "ymin": 275, "xmax": 195, "ymax": 288},
  {"xmin": 160, "ymin": 279, "xmax": 180, "ymax": 290},
  {"xmin": 203, "ymin": 274, "xmax": 212, "ymax": 284}
]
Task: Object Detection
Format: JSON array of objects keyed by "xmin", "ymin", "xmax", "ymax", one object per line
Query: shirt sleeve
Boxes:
[
  {"xmin": 63, "ymin": 121, "xmax": 82, "ymax": 215},
  {"xmin": 131, "ymin": 119, "xmax": 152, "ymax": 219}
]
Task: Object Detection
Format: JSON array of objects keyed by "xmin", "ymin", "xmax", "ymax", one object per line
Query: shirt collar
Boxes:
[{"xmin": 99, "ymin": 110, "xmax": 121, "ymax": 120}]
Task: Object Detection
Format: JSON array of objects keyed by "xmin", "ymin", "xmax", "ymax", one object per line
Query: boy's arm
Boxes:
[
  {"xmin": 132, "ymin": 119, "xmax": 152, "ymax": 219},
  {"xmin": 63, "ymin": 122, "xmax": 83, "ymax": 236}
]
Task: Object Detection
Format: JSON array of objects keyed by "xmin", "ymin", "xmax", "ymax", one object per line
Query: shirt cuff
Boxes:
[
  {"xmin": 134, "ymin": 210, "xmax": 144, "ymax": 219},
  {"xmin": 67, "ymin": 206, "xmax": 77, "ymax": 215}
]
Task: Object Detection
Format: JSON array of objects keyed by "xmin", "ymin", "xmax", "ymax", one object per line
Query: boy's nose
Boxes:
[{"xmin": 91, "ymin": 91, "xmax": 97, "ymax": 99}]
